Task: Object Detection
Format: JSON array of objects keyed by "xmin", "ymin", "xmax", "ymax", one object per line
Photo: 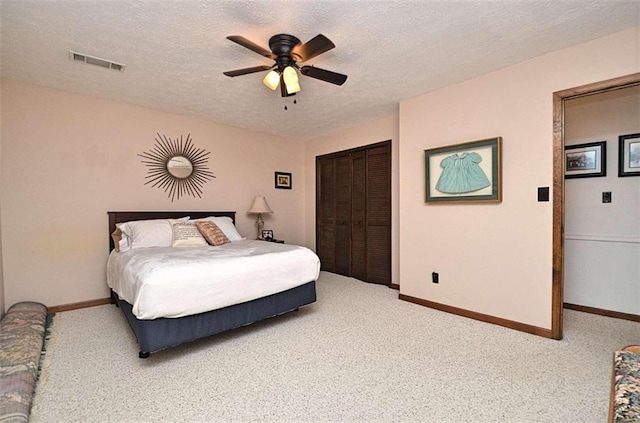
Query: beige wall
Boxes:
[
  {"xmin": 1, "ymin": 80, "xmax": 305, "ymax": 308},
  {"xmin": 304, "ymin": 114, "xmax": 400, "ymax": 285},
  {"xmin": 398, "ymin": 27, "xmax": 639, "ymax": 330}
]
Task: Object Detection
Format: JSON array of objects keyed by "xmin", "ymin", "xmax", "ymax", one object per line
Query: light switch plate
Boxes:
[{"xmin": 538, "ymin": 187, "xmax": 549, "ymax": 202}]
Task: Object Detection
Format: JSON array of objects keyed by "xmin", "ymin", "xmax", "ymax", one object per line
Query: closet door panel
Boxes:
[
  {"xmin": 351, "ymin": 151, "xmax": 367, "ymax": 281},
  {"xmin": 317, "ymin": 157, "xmax": 336, "ymax": 272},
  {"xmin": 366, "ymin": 226, "xmax": 391, "ymax": 284},
  {"xmin": 334, "ymin": 155, "xmax": 352, "ymax": 276},
  {"xmin": 319, "ymin": 226, "xmax": 336, "ymax": 273},
  {"xmin": 366, "ymin": 146, "xmax": 391, "ymax": 223},
  {"xmin": 365, "ymin": 144, "xmax": 391, "ymax": 284}
]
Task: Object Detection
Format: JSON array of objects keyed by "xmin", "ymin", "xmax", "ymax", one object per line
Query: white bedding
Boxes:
[{"xmin": 107, "ymin": 240, "xmax": 320, "ymax": 320}]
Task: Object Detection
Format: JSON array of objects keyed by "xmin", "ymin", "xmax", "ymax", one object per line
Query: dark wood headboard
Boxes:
[{"xmin": 107, "ymin": 211, "xmax": 236, "ymax": 251}]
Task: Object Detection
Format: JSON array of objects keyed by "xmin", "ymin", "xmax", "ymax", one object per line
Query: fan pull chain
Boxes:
[{"xmin": 284, "ymin": 98, "xmax": 298, "ymax": 111}]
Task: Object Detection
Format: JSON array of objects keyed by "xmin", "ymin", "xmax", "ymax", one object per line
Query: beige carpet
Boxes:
[{"xmin": 31, "ymin": 272, "xmax": 639, "ymax": 422}]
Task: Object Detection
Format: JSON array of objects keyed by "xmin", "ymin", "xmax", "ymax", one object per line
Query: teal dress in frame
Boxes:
[{"xmin": 435, "ymin": 152, "xmax": 490, "ymax": 194}]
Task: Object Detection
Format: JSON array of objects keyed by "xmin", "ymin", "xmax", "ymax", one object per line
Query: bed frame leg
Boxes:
[
  {"xmin": 139, "ymin": 351, "xmax": 150, "ymax": 359},
  {"xmin": 110, "ymin": 289, "xmax": 119, "ymax": 308}
]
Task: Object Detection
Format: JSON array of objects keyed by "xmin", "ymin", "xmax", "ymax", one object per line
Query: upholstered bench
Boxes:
[
  {"xmin": 0, "ymin": 302, "xmax": 48, "ymax": 423},
  {"xmin": 609, "ymin": 345, "xmax": 640, "ymax": 423}
]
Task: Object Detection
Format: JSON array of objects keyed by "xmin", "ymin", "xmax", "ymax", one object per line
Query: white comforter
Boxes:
[{"xmin": 107, "ymin": 240, "xmax": 320, "ymax": 319}]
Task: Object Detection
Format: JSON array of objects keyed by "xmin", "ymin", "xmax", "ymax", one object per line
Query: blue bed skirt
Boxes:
[{"xmin": 113, "ymin": 281, "xmax": 316, "ymax": 357}]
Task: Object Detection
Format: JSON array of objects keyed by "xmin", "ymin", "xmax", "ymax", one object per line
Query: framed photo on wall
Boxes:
[
  {"xmin": 275, "ymin": 171, "xmax": 292, "ymax": 189},
  {"xmin": 424, "ymin": 137, "xmax": 502, "ymax": 203},
  {"xmin": 564, "ymin": 141, "xmax": 606, "ymax": 179},
  {"xmin": 618, "ymin": 133, "xmax": 640, "ymax": 177}
]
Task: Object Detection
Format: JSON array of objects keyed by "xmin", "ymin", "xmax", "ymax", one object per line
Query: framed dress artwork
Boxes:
[{"xmin": 424, "ymin": 137, "xmax": 502, "ymax": 203}]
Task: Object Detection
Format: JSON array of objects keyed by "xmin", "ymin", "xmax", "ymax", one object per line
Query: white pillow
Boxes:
[
  {"xmin": 171, "ymin": 221, "xmax": 207, "ymax": 248},
  {"xmin": 118, "ymin": 237, "xmax": 130, "ymax": 252},
  {"xmin": 193, "ymin": 216, "xmax": 244, "ymax": 241},
  {"xmin": 117, "ymin": 217, "xmax": 189, "ymax": 249}
]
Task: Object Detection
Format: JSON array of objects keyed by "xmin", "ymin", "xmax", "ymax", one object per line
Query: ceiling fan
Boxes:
[{"xmin": 223, "ymin": 33, "xmax": 348, "ymax": 97}]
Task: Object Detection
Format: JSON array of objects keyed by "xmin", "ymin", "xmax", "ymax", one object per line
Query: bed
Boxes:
[{"xmin": 107, "ymin": 211, "xmax": 319, "ymax": 358}]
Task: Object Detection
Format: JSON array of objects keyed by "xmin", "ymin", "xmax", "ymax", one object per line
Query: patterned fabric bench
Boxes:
[
  {"xmin": 610, "ymin": 345, "xmax": 640, "ymax": 423},
  {"xmin": 0, "ymin": 302, "xmax": 48, "ymax": 423}
]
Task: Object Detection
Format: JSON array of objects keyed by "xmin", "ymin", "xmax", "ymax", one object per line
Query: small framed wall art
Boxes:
[
  {"xmin": 424, "ymin": 137, "xmax": 502, "ymax": 203},
  {"xmin": 275, "ymin": 171, "xmax": 292, "ymax": 189},
  {"xmin": 262, "ymin": 230, "xmax": 274, "ymax": 241},
  {"xmin": 564, "ymin": 141, "xmax": 606, "ymax": 179},
  {"xmin": 618, "ymin": 133, "xmax": 640, "ymax": 177}
]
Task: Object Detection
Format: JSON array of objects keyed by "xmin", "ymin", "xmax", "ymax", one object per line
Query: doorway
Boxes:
[{"xmin": 552, "ymin": 72, "xmax": 640, "ymax": 340}]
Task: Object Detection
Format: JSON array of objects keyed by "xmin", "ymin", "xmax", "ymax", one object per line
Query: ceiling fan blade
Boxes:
[
  {"xmin": 226, "ymin": 35, "xmax": 276, "ymax": 59},
  {"xmin": 223, "ymin": 65, "xmax": 272, "ymax": 77},
  {"xmin": 300, "ymin": 66, "xmax": 347, "ymax": 86},
  {"xmin": 292, "ymin": 34, "xmax": 335, "ymax": 62}
]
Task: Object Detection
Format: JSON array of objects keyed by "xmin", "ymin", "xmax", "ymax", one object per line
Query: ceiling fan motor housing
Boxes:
[{"xmin": 269, "ymin": 34, "xmax": 301, "ymax": 70}]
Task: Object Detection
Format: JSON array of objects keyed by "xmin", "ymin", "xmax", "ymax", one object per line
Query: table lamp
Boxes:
[{"xmin": 247, "ymin": 195, "xmax": 273, "ymax": 240}]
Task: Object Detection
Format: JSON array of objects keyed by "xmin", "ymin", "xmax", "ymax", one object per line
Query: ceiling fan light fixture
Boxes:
[
  {"xmin": 283, "ymin": 66, "xmax": 301, "ymax": 94},
  {"xmin": 285, "ymin": 81, "xmax": 301, "ymax": 94},
  {"xmin": 263, "ymin": 70, "xmax": 280, "ymax": 90},
  {"xmin": 282, "ymin": 66, "xmax": 299, "ymax": 84},
  {"xmin": 224, "ymin": 33, "xmax": 347, "ymax": 98}
]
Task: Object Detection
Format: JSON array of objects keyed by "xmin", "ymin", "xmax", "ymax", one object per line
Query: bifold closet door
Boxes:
[{"xmin": 316, "ymin": 140, "xmax": 391, "ymax": 285}]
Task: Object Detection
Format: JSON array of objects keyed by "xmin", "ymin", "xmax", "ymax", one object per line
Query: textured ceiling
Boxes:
[{"xmin": 1, "ymin": 1, "xmax": 639, "ymax": 141}]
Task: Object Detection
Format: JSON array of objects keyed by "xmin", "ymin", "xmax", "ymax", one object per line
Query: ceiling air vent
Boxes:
[{"xmin": 69, "ymin": 51, "xmax": 125, "ymax": 72}]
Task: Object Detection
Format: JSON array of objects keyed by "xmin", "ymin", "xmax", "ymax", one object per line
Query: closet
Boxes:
[{"xmin": 316, "ymin": 140, "xmax": 391, "ymax": 285}]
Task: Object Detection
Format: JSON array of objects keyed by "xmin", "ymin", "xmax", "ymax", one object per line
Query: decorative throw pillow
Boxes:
[
  {"xmin": 111, "ymin": 228, "xmax": 130, "ymax": 252},
  {"xmin": 195, "ymin": 221, "xmax": 230, "ymax": 246},
  {"xmin": 193, "ymin": 216, "xmax": 244, "ymax": 241},
  {"xmin": 172, "ymin": 221, "xmax": 207, "ymax": 248}
]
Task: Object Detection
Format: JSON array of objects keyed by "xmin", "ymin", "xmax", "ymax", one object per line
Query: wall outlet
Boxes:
[{"xmin": 432, "ymin": 272, "xmax": 439, "ymax": 284}]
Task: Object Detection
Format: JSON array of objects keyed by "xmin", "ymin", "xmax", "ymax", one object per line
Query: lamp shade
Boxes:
[
  {"xmin": 282, "ymin": 66, "xmax": 299, "ymax": 84},
  {"xmin": 247, "ymin": 195, "xmax": 273, "ymax": 214},
  {"xmin": 283, "ymin": 66, "xmax": 301, "ymax": 94},
  {"xmin": 285, "ymin": 81, "xmax": 301, "ymax": 94},
  {"xmin": 263, "ymin": 70, "xmax": 280, "ymax": 90}
]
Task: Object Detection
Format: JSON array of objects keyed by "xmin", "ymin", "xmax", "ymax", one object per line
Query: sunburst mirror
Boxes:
[{"xmin": 138, "ymin": 134, "xmax": 215, "ymax": 201}]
